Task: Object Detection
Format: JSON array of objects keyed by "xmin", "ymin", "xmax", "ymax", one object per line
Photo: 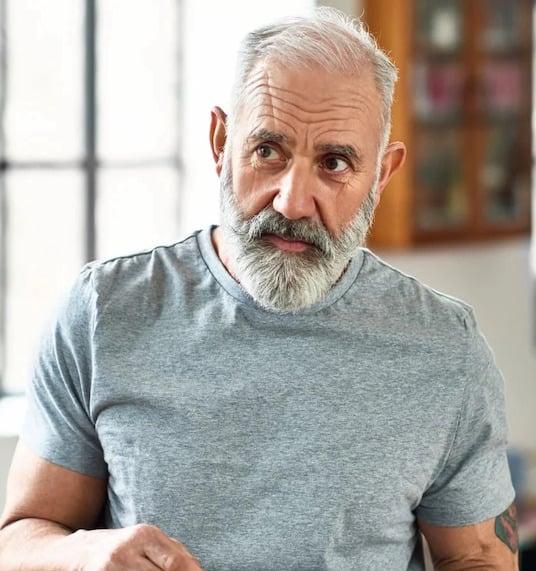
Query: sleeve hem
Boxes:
[
  {"xmin": 20, "ymin": 435, "xmax": 108, "ymax": 480},
  {"xmin": 416, "ymin": 492, "xmax": 515, "ymax": 528}
]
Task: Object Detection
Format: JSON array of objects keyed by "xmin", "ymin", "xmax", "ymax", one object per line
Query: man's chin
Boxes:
[
  {"xmin": 235, "ymin": 255, "xmax": 337, "ymax": 313},
  {"xmin": 222, "ymin": 223, "xmax": 354, "ymax": 312}
]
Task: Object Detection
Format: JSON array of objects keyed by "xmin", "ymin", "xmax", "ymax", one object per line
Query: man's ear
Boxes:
[
  {"xmin": 374, "ymin": 141, "xmax": 407, "ymax": 207},
  {"xmin": 210, "ymin": 106, "xmax": 228, "ymax": 176}
]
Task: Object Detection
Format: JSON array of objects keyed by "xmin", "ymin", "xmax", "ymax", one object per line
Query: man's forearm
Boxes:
[
  {"xmin": 432, "ymin": 545, "xmax": 519, "ymax": 571},
  {"xmin": 434, "ymin": 556, "xmax": 518, "ymax": 571},
  {"xmin": 0, "ymin": 517, "xmax": 75, "ymax": 570}
]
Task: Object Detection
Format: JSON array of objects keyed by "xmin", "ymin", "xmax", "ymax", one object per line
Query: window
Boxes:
[
  {"xmin": 0, "ymin": 0, "xmax": 316, "ymax": 395},
  {"xmin": 0, "ymin": 0, "xmax": 181, "ymax": 395}
]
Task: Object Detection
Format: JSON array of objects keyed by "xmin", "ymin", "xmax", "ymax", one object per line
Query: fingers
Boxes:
[
  {"xmin": 132, "ymin": 525, "xmax": 203, "ymax": 570},
  {"xmin": 73, "ymin": 524, "xmax": 203, "ymax": 571}
]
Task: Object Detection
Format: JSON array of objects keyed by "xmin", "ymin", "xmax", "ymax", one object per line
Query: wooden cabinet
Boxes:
[{"xmin": 363, "ymin": 0, "xmax": 532, "ymax": 249}]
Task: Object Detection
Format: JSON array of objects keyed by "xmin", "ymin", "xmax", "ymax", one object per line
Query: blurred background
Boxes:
[{"xmin": 0, "ymin": 0, "xmax": 534, "ymax": 564}]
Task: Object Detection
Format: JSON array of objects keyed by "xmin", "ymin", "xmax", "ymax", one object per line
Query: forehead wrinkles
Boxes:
[{"xmin": 240, "ymin": 68, "xmax": 379, "ymax": 138}]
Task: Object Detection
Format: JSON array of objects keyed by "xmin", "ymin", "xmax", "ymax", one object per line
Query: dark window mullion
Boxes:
[
  {"xmin": 3, "ymin": 158, "xmax": 180, "ymax": 170},
  {"xmin": 85, "ymin": 0, "xmax": 97, "ymax": 263},
  {"xmin": 100, "ymin": 157, "xmax": 181, "ymax": 169},
  {"xmin": 3, "ymin": 160, "xmax": 86, "ymax": 170}
]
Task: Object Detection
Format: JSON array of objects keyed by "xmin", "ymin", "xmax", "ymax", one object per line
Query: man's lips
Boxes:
[{"xmin": 264, "ymin": 232, "xmax": 312, "ymax": 253}]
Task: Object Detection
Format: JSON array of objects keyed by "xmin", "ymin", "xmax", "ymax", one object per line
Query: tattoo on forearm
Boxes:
[{"xmin": 494, "ymin": 503, "xmax": 519, "ymax": 553}]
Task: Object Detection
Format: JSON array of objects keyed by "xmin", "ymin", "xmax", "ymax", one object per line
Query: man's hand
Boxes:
[
  {"xmin": 0, "ymin": 444, "xmax": 202, "ymax": 570},
  {"xmin": 71, "ymin": 524, "xmax": 203, "ymax": 570}
]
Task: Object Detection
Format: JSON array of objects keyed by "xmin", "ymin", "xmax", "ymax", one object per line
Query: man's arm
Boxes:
[
  {"xmin": 418, "ymin": 504, "xmax": 519, "ymax": 570},
  {"xmin": 0, "ymin": 442, "xmax": 202, "ymax": 570}
]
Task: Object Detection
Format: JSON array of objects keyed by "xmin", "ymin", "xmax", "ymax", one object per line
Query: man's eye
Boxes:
[
  {"xmin": 257, "ymin": 144, "xmax": 280, "ymax": 160},
  {"xmin": 323, "ymin": 156, "xmax": 349, "ymax": 172}
]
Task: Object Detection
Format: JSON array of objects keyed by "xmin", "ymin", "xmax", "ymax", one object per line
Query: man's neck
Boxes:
[{"xmin": 211, "ymin": 226, "xmax": 240, "ymax": 283}]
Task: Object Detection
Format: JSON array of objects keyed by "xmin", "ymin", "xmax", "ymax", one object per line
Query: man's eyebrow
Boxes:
[
  {"xmin": 246, "ymin": 129, "xmax": 293, "ymax": 146},
  {"xmin": 316, "ymin": 143, "xmax": 362, "ymax": 166}
]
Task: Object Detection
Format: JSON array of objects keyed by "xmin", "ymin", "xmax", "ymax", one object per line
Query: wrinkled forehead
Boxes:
[{"xmin": 234, "ymin": 61, "xmax": 383, "ymax": 143}]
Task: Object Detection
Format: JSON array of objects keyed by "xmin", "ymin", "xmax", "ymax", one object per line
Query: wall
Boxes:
[
  {"xmin": 0, "ymin": 437, "xmax": 17, "ymax": 515},
  {"xmin": 0, "ymin": 397, "xmax": 25, "ymax": 514}
]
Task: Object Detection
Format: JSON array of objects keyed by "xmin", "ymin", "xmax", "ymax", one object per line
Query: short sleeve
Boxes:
[
  {"xmin": 21, "ymin": 265, "xmax": 108, "ymax": 479},
  {"xmin": 416, "ymin": 310, "xmax": 515, "ymax": 526}
]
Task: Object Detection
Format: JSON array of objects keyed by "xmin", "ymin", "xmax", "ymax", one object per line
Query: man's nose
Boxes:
[{"xmin": 271, "ymin": 161, "xmax": 317, "ymax": 220}]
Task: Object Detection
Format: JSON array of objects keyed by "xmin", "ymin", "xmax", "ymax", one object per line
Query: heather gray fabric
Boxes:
[{"xmin": 22, "ymin": 226, "xmax": 514, "ymax": 571}]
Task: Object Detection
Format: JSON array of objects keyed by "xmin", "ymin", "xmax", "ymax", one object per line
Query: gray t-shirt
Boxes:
[{"xmin": 22, "ymin": 226, "xmax": 514, "ymax": 571}]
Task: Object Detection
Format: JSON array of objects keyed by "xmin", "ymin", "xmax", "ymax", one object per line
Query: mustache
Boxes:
[{"xmin": 235, "ymin": 207, "xmax": 335, "ymax": 256}]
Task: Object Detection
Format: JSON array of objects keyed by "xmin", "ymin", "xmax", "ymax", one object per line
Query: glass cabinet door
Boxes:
[
  {"xmin": 415, "ymin": 127, "xmax": 468, "ymax": 231},
  {"xmin": 480, "ymin": 123, "xmax": 531, "ymax": 226},
  {"xmin": 477, "ymin": 0, "xmax": 532, "ymax": 231},
  {"xmin": 478, "ymin": 0, "xmax": 530, "ymax": 52},
  {"xmin": 411, "ymin": 0, "xmax": 531, "ymax": 242},
  {"xmin": 413, "ymin": 0, "xmax": 467, "ymax": 235},
  {"xmin": 363, "ymin": 0, "xmax": 531, "ymax": 247},
  {"xmin": 412, "ymin": 59, "xmax": 464, "ymax": 122},
  {"xmin": 416, "ymin": 0, "xmax": 463, "ymax": 52}
]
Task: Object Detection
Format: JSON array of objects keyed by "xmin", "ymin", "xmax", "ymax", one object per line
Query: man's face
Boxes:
[{"xmin": 215, "ymin": 62, "xmax": 395, "ymax": 312}]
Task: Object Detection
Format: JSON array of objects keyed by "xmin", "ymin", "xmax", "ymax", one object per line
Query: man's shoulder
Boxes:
[
  {"xmin": 84, "ymin": 230, "xmax": 203, "ymax": 283},
  {"xmin": 357, "ymin": 248, "xmax": 475, "ymax": 332},
  {"xmin": 75, "ymin": 229, "xmax": 209, "ymax": 311}
]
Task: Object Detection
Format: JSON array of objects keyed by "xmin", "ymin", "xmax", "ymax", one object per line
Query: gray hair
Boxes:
[{"xmin": 228, "ymin": 6, "xmax": 398, "ymax": 152}]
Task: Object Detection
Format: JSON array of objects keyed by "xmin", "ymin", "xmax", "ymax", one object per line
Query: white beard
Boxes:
[{"xmin": 219, "ymin": 157, "xmax": 379, "ymax": 312}]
